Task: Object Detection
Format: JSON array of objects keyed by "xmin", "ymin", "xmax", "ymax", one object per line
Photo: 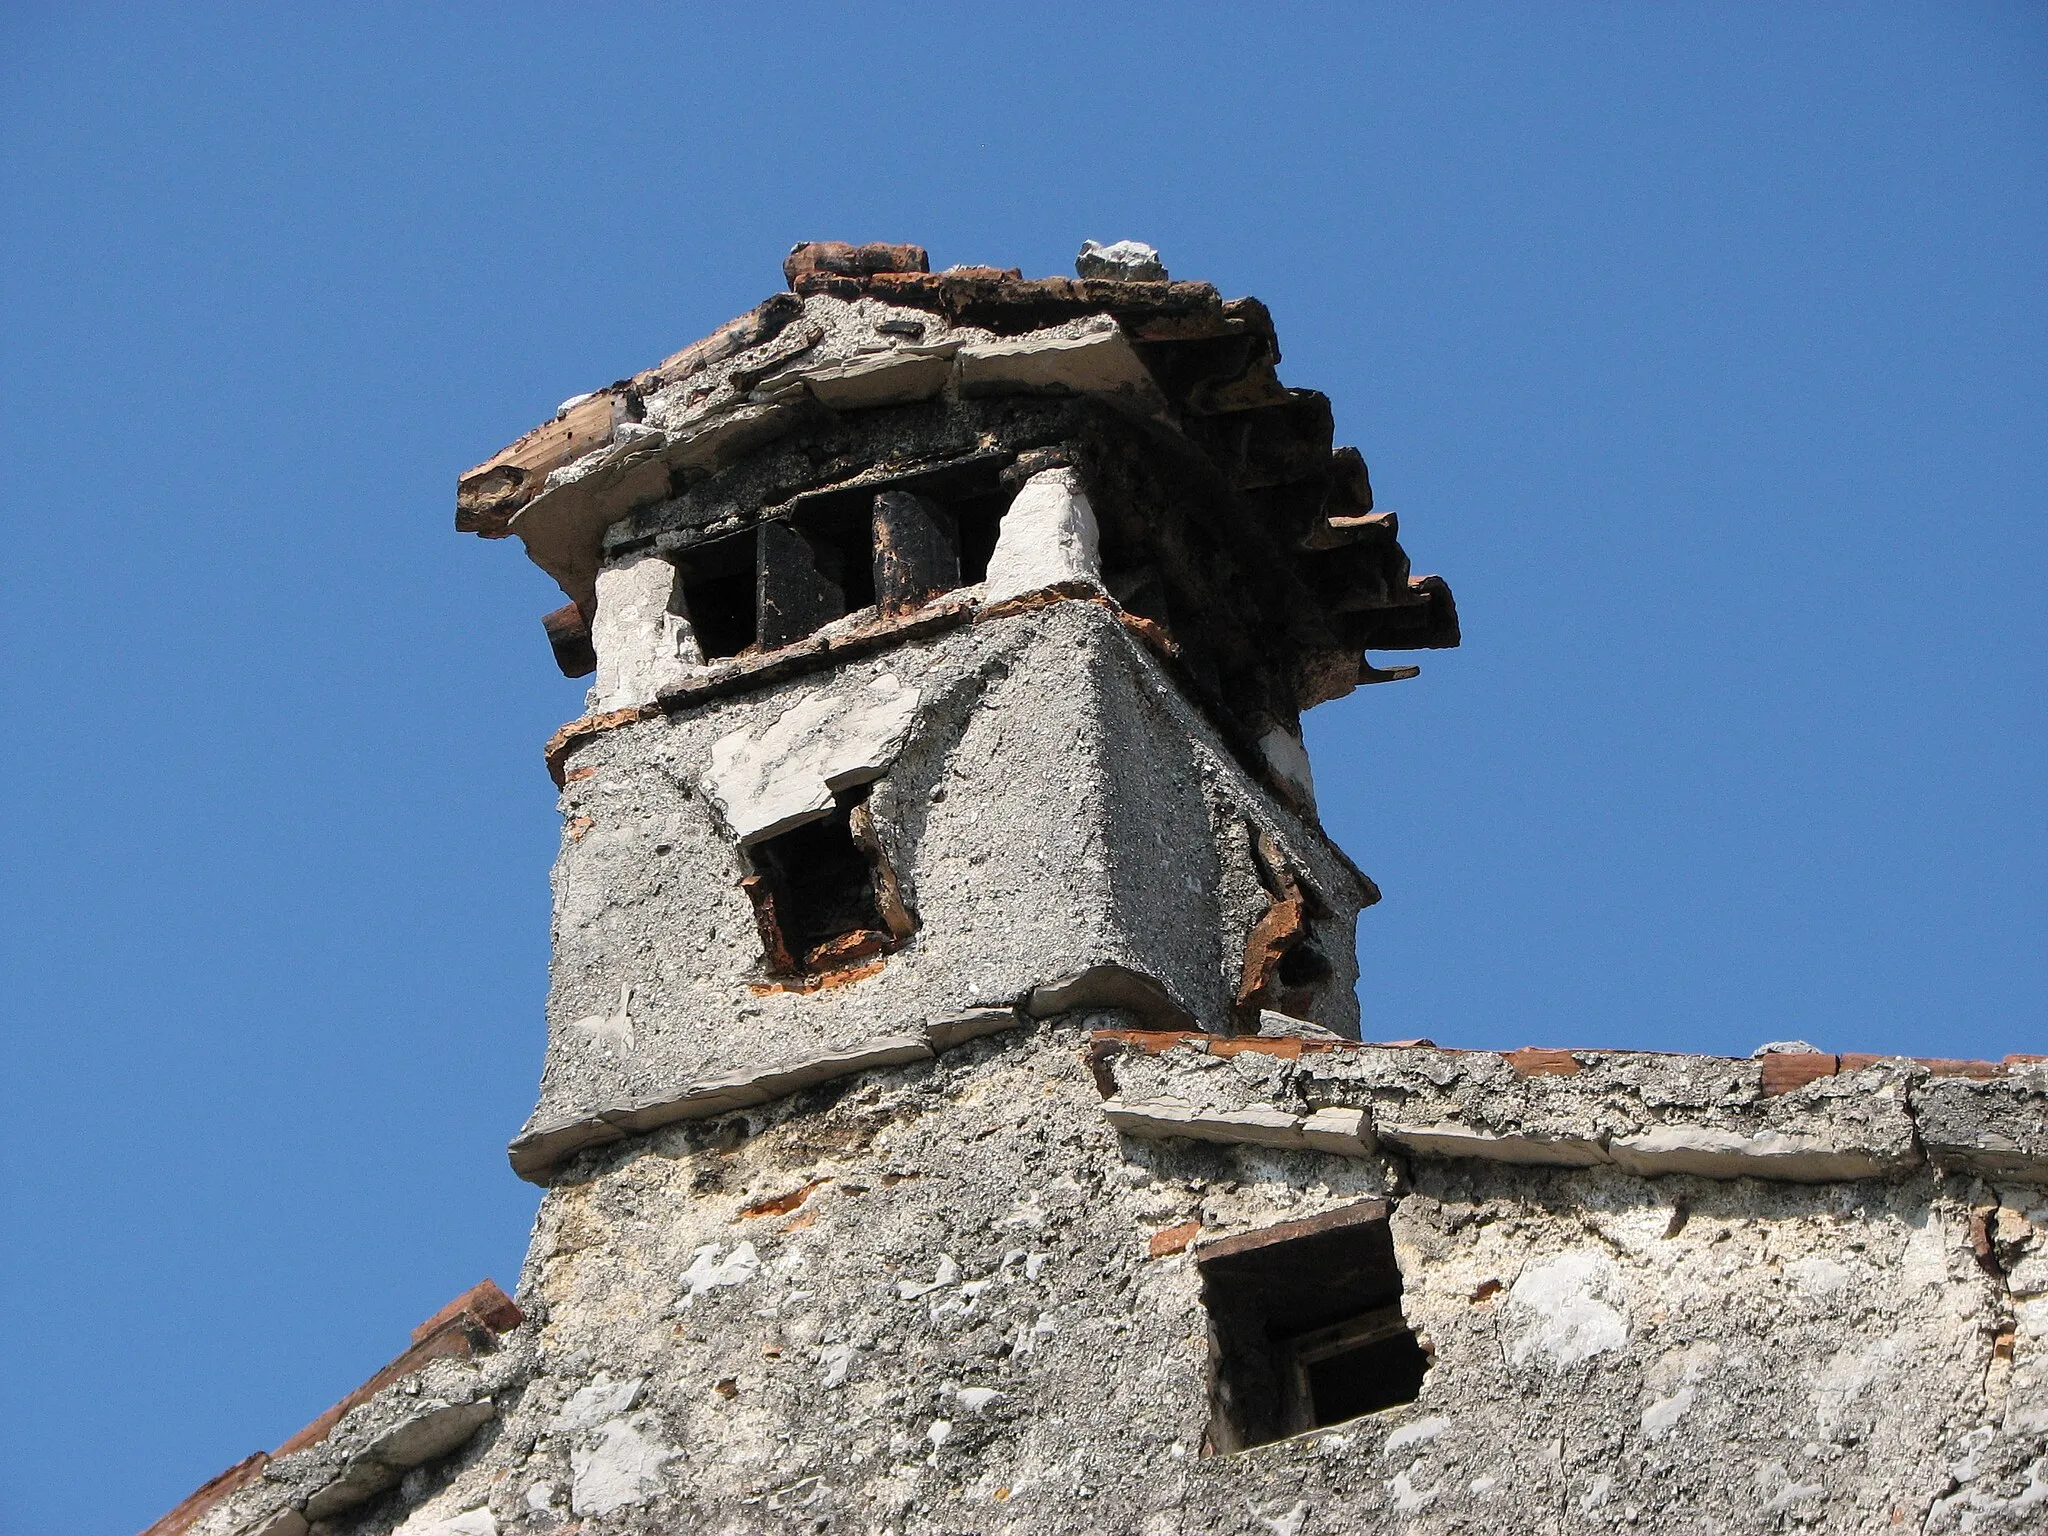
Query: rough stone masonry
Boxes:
[{"xmin": 151, "ymin": 241, "xmax": 2047, "ymax": 1536}]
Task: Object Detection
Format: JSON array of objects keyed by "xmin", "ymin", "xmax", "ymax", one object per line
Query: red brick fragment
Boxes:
[
  {"xmin": 1149, "ymin": 1221, "xmax": 1202, "ymax": 1259},
  {"xmin": 1915, "ymin": 1057, "xmax": 1999, "ymax": 1079},
  {"xmin": 747, "ymin": 956, "xmax": 887, "ymax": 995},
  {"xmin": 742, "ymin": 1178, "xmax": 832, "ymax": 1219},
  {"xmin": 1216, "ymin": 1035, "xmax": 1326, "ymax": 1061},
  {"xmin": 791, "ymin": 271, "xmax": 864, "ymax": 299},
  {"xmin": 865, "ymin": 271, "xmax": 946, "ymax": 306},
  {"xmin": 1505, "ymin": 1047, "xmax": 1580, "ymax": 1078},
  {"xmin": 803, "ymin": 927, "xmax": 892, "ymax": 971},
  {"xmin": 411, "ymin": 1277, "xmax": 524, "ymax": 1344},
  {"xmin": 1193, "ymin": 1199, "xmax": 1391, "ymax": 1265},
  {"xmin": 1970, "ymin": 1208, "xmax": 2002, "ymax": 1275},
  {"xmin": 1760, "ymin": 1053, "xmax": 1841, "ymax": 1095},
  {"xmin": 782, "ymin": 241, "xmax": 928, "ymax": 283},
  {"xmin": 141, "ymin": 1451, "xmax": 270, "ymax": 1536}
]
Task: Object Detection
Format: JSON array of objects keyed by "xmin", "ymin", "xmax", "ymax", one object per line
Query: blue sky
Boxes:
[{"xmin": 2, "ymin": 5, "xmax": 2041, "ymax": 1532}]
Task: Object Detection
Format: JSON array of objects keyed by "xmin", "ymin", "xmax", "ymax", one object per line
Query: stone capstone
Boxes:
[
  {"xmin": 956, "ymin": 316, "xmax": 1162, "ymax": 407},
  {"xmin": 301, "ymin": 1400, "xmax": 497, "ymax": 1520}
]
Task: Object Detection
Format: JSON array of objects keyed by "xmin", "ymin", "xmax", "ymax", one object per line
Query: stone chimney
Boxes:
[
  {"xmin": 462, "ymin": 241, "xmax": 1459, "ymax": 1182},
  {"xmin": 148, "ymin": 243, "xmax": 2048, "ymax": 1536}
]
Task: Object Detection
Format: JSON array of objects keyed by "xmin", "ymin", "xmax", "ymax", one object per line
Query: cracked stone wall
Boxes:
[{"xmin": 193, "ymin": 1025, "xmax": 2048, "ymax": 1536}]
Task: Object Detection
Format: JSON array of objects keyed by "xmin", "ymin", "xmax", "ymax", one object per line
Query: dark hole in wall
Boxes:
[
  {"xmin": 1276, "ymin": 941, "xmax": 1333, "ymax": 990},
  {"xmin": 790, "ymin": 498, "xmax": 878, "ymax": 615},
  {"xmin": 672, "ymin": 534, "xmax": 756, "ymax": 660},
  {"xmin": 1304, "ymin": 1325, "xmax": 1430, "ymax": 1425},
  {"xmin": 1198, "ymin": 1203, "xmax": 1427, "ymax": 1451},
  {"xmin": 952, "ymin": 490, "xmax": 1009, "ymax": 584},
  {"xmin": 744, "ymin": 791, "xmax": 892, "ymax": 972},
  {"xmin": 1105, "ymin": 563, "xmax": 1171, "ymax": 627}
]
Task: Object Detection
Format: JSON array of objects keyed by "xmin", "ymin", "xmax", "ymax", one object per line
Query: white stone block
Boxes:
[
  {"xmin": 1076, "ymin": 240, "xmax": 1168, "ymax": 281},
  {"xmin": 1257, "ymin": 727, "xmax": 1317, "ymax": 812},
  {"xmin": 982, "ymin": 468, "xmax": 1103, "ymax": 606},
  {"xmin": 591, "ymin": 553, "xmax": 694, "ymax": 711},
  {"xmin": 1300, "ymin": 1106, "xmax": 1375, "ymax": 1156}
]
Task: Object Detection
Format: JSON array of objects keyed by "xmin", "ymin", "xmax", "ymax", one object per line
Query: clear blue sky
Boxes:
[{"xmin": 2, "ymin": 5, "xmax": 2041, "ymax": 1532}]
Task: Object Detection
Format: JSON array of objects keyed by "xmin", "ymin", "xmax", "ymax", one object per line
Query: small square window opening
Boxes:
[{"xmin": 1196, "ymin": 1200, "xmax": 1429, "ymax": 1451}]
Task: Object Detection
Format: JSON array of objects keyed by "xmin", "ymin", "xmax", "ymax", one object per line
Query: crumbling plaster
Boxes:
[{"xmin": 196, "ymin": 1024, "xmax": 2048, "ymax": 1536}]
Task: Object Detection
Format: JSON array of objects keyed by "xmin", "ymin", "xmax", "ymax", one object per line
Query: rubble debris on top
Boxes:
[
  {"xmin": 456, "ymin": 240, "xmax": 1458, "ymax": 758},
  {"xmin": 1076, "ymin": 239, "xmax": 1169, "ymax": 281}
]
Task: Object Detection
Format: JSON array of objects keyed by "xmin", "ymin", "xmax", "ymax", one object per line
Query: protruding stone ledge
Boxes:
[
  {"xmin": 1377, "ymin": 1121, "xmax": 1608, "ymax": 1168},
  {"xmin": 1607, "ymin": 1126, "xmax": 1914, "ymax": 1182},
  {"xmin": 1916, "ymin": 1071, "xmax": 2048, "ymax": 1182},
  {"xmin": 1091, "ymin": 1030, "xmax": 2047, "ymax": 1184},
  {"xmin": 511, "ymin": 1033, "xmax": 936, "ymax": 1180},
  {"xmin": 1103, "ymin": 1094, "xmax": 1922, "ymax": 1183},
  {"xmin": 510, "ymin": 1014, "xmax": 1034, "ymax": 1182},
  {"xmin": 1102, "ymin": 1098, "xmax": 1375, "ymax": 1157}
]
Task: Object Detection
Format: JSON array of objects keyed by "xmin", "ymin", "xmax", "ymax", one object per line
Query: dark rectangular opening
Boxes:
[
  {"xmin": 1197, "ymin": 1201, "xmax": 1428, "ymax": 1451},
  {"xmin": 672, "ymin": 534, "xmax": 756, "ymax": 660},
  {"xmin": 740, "ymin": 790, "xmax": 912, "ymax": 975},
  {"xmin": 789, "ymin": 498, "xmax": 877, "ymax": 616}
]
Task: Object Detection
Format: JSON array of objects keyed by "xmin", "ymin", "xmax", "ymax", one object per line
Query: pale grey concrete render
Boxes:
[{"xmin": 517, "ymin": 598, "xmax": 1369, "ymax": 1179}]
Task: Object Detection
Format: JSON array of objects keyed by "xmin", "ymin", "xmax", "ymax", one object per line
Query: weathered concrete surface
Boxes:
[
  {"xmin": 518, "ymin": 599, "xmax": 1367, "ymax": 1178},
  {"xmin": 200, "ymin": 1025, "xmax": 2048, "ymax": 1536}
]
